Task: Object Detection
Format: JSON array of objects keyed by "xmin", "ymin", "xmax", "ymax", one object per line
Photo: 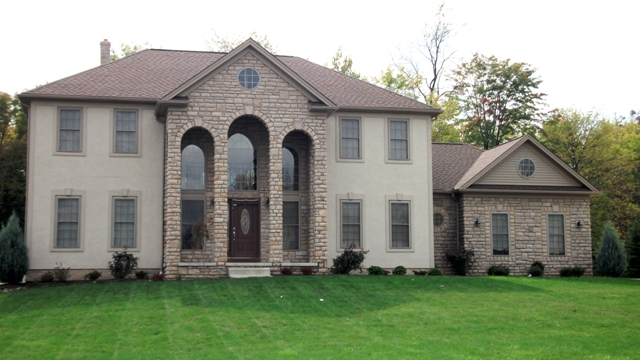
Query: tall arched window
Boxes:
[
  {"xmin": 282, "ymin": 147, "xmax": 299, "ymax": 191},
  {"xmin": 182, "ymin": 145, "xmax": 205, "ymax": 190},
  {"xmin": 228, "ymin": 133, "xmax": 256, "ymax": 190},
  {"xmin": 181, "ymin": 144, "xmax": 205, "ymax": 249}
]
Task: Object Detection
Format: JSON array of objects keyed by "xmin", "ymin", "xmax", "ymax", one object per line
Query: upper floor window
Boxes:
[
  {"xmin": 114, "ymin": 110, "xmax": 138, "ymax": 153},
  {"xmin": 340, "ymin": 118, "xmax": 361, "ymax": 159},
  {"xmin": 238, "ymin": 68, "xmax": 260, "ymax": 90},
  {"xmin": 282, "ymin": 147, "xmax": 299, "ymax": 191},
  {"xmin": 58, "ymin": 108, "xmax": 82, "ymax": 152},
  {"xmin": 389, "ymin": 120, "xmax": 409, "ymax": 160},
  {"xmin": 182, "ymin": 145, "xmax": 205, "ymax": 190},
  {"xmin": 228, "ymin": 133, "xmax": 256, "ymax": 190}
]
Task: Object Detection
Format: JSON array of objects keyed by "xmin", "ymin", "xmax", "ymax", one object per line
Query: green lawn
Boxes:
[{"xmin": 1, "ymin": 276, "xmax": 639, "ymax": 359}]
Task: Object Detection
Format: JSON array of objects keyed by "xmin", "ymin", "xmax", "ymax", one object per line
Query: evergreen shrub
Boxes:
[
  {"xmin": 0, "ymin": 213, "xmax": 28, "ymax": 284},
  {"xmin": 331, "ymin": 245, "xmax": 368, "ymax": 274},
  {"xmin": 596, "ymin": 221, "xmax": 627, "ymax": 277}
]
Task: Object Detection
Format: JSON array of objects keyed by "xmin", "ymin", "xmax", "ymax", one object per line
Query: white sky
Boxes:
[{"xmin": 2, "ymin": 0, "xmax": 637, "ymax": 118}]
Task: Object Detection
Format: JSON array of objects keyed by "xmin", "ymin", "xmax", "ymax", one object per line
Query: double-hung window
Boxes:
[
  {"xmin": 389, "ymin": 120, "xmax": 409, "ymax": 160},
  {"xmin": 341, "ymin": 201, "xmax": 361, "ymax": 248},
  {"xmin": 58, "ymin": 109, "xmax": 82, "ymax": 152},
  {"xmin": 113, "ymin": 198, "xmax": 136, "ymax": 248},
  {"xmin": 492, "ymin": 213, "xmax": 509, "ymax": 255},
  {"xmin": 548, "ymin": 214, "xmax": 565, "ymax": 255},
  {"xmin": 283, "ymin": 201, "xmax": 300, "ymax": 250},
  {"xmin": 390, "ymin": 202, "xmax": 410, "ymax": 248},
  {"xmin": 340, "ymin": 118, "xmax": 361, "ymax": 159},
  {"xmin": 115, "ymin": 110, "xmax": 138, "ymax": 153},
  {"xmin": 55, "ymin": 197, "xmax": 80, "ymax": 248}
]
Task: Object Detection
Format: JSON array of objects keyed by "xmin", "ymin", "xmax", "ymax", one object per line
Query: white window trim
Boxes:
[
  {"xmin": 50, "ymin": 189, "xmax": 86, "ymax": 252},
  {"xmin": 336, "ymin": 193, "xmax": 365, "ymax": 251},
  {"xmin": 384, "ymin": 118, "xmax": 413, "ymax": 164},
  {"xmin": 491, "ymin": 212, "xmax": 510, "ymax": 256},
  {"xmin": 53, "ymin": 107, "xmax": 87, "ymax": 156},
  {"xmin": 110, "ymin": 108, "xmax": 142, "ymax": 157},
  {"xmin": 108, "ymin": 190, "xmax": 142, "ymax": 252},
  {"xmin": 547, "ymin": 213, "xmax": 566, "ymax": 256},
  {"xmin": 237, "ymin": 67, "xmax": 261, "ymax": 90},
  {"xmin": 283, "ymin": 200, "xmax": 301, "ymax": 251},
  {"xmin": 336, "ymin": 116, "xmax": 365, "ymax": 163},
  {"xmin": 385, "ymin": 194, "xmax": 414, "ymax": 252}
]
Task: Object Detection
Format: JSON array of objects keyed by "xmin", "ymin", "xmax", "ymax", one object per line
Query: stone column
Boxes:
[
  {"xmin": 308, "ymin": 136, "xmax": 328, "ymax": 271},
  {"xmin": 212, "ymin": 139, "xmax": 229, "ymax": 265},
  {"xmin": 268, "ymin": 140, "xmax": 283, "ymax": 265},
  {"xmin": 163, "ymin": 113, "xmax": 183, "ymax": 279}
]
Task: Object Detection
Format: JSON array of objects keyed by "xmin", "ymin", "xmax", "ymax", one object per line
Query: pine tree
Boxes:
[
  {"xmin": 596, "ymin": 221, "xmax": 627, "ymax": 277},
  {"xmin": 0, "ymin": 212, "xmax": 28, "ymax": 284},
  {"xmin": 625, "ymin": 220, "xmax": 640, "ymax": 278}
]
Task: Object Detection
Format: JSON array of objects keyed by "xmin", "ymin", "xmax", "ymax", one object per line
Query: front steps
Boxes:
[{"xmin": 227, "ymin": 262, "xmax": 272, "ymax": 278}]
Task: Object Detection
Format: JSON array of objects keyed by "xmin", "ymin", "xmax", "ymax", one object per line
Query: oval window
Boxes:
[
  {"xmin": 238, "ymin": 68, "xmax": 260, "ymax": 90},
  {"xmin": 241, "ymin": 208, "xmax": 251, "ymax": 235},
  {"xmin": 517, "ymin": 158, "xmax": 536, "ymax": 178}
]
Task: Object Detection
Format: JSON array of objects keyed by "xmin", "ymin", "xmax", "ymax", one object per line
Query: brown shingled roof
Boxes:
[
  {"xmin": 21, "ymin": 48, "xmax": 439, "ymax": 113},
  {"xmin": 432, "ymin": 143, "xmax": 483, "ymax": 191}
]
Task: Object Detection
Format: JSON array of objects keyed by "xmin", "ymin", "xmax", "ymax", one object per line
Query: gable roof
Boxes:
[
  {"xmin": 433, "ymin": 135, "xmax": 598, "ymax": 194},
  {"xmin": 19, "ymin": 40, "xmax": 440, "ymax": 115}
]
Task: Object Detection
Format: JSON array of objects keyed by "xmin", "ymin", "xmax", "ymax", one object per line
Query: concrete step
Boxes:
[{"xmin": 228, "ymin": 267, "xmax": 271, "ymax": 278}]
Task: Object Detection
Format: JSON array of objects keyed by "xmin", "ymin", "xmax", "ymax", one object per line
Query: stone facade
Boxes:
[
  {"xmin": 162, "ymin": 53, "xmax": 328, "ymax": 279},
  {"xmin": 458, "ymin": 194, "xmax": 593, "ymax": 276},
  {"xmin": 433, "ymin": 194, "xmax": 459, "ymax": 274}
]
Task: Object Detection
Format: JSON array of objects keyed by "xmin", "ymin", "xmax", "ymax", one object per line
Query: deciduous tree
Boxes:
[
  {"xmin": 626, "ymin": 220, "xmax": 640, "ymax": 278},
  {"xmin": 206, "ymin": 31, "xmax": 276, "ymax": 54},
  {"xmin": 329, "ymin": 46, "xmax": 367, "ymax": 81},
  {"xmin": 110, "ymin": 42, "xmax": 151, "ymax": 61},
  {"xmin": 451, "ymin": 54, "xmax": 546, "ymax": 149},
  {"xmin": 0, "ymin": 93, "xmax": 26, "ymax": 227}
]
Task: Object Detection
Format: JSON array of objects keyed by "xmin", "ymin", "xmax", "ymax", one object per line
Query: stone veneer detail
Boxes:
[
  {"xmin": 459, "ymin": 194, "xmax": 593, "ymax": 276},
  {"xmin": 163, "ymin": 53, "xmax": 328, "ymax": 279},
  {"xmin": 433, "ymin": 195, "xmax": 459, "ymax": 274}
]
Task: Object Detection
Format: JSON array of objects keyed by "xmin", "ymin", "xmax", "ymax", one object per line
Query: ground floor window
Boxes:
[
  {"xmin": 181, "ymin": 199, "xmax": 205, "ymax": 249},
  {"xmin": 492, "ymin": 213, "xmax": 509, "ymax": 255},
  {"xmin": 55, "ymin": 197, "xmax": 80, "ymax": 248},
  {"xmin": 113, "ymin": 198, "xmax": 136, "ymax": 248},
  {"xmin": 548, "ymin": 214, "xmax": 565, "ymax": 255},
  {"xmin": 341, "ymin": 201, "xmax": 361, "ymax": 248},
  {"xmin": 283, "ymin": 201, "xmax": 299, "ymax": 250},
  {"xmin": 390, "ymin": 202, "xmax": 410, "ymax": 248}
]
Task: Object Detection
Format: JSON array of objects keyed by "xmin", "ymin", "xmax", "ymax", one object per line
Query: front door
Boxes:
[{"xmin": 229, "ymin": 199, "xmax": 260, "ymax": 261}]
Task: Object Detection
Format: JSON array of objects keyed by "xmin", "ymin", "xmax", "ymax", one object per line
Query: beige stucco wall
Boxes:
[
  {"xmin": 326, "ymin": 113, "xmax": 434, "ymax": 269},
  {"xmin": 26, "ymin": 101, "xmax": 164, "ymax": 276}
]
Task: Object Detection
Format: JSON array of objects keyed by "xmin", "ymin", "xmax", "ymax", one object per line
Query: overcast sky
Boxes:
[{"xmin": 2, "ymin": 0, "xmax": 637, "ymax": 118}]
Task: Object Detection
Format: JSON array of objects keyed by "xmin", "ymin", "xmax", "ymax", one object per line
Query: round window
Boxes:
[
  {"xmin": 434, "ymin": 212, "xmax": 445, "ymax": 227},
  {"xmin": 517, "ymin": 158, "xmax": 536, "ymax": 178},
  {"xmin": 238, "ymin": 68, "xmax": 260, "ymax": 89}
]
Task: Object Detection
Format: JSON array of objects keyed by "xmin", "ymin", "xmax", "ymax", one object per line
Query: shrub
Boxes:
[
  {"xmin": 529, "ymin": 266, "xmax": 543, "ymax": 277},
  {"xmin": 151, "ymin": 272, "xmax": 164, "ymax": 281},
  {"xmin": 40, "ymin": 271, "xmax": 54, "ymax": 282},
  {"xmin": 596, "ymin": 221, "xmax": 627, "ymax": 277},
  {"xmin": 108, "ymin": 250, "xmax": 138, "ymax": 279},
  {"xmin": 625, "ymin": 220, "xmax": 640, "ymax": 278},
  {"xmin": 300, "ymin": 266, "xmax": 315, "ymax": 275},
  {"xmin": 83, "ymin": 270, "xmax": 102, "ymax": 281},
  {"xmin": 0, "ymin": 213, "xmax": 29, "ymax": 284},
  {"xmin": 413, "ymin": 270, "xmax": 428, "ymax": 276},
  {"xmin": 331, "ymin": 245, "xmax": 368, "ymax": 274},
  {"xmin": 280, "ymin": 267, "xmax": 293, "ymax": 276},
  {"xmin": 487, "ymin": 264, "xmax": 510, "ymax": 276},
  {"xmin": 393, "ymin": 266, "xmax": 407, "ymax": 275},
  {"xmin": 531, "ymin": 261, "xmax": 545, "ymax": 273},
  {"xmin": 135, "ymin": 270, "xmax": 149, "ymax": 280},
  {"xmin": 560, "ymin": 266, "xmax": 585, "ymax": 277},
  {"xmin": 445, "ymin": 249, "xmax": 475, "ymax": 276},
  {"xmin": 53, "ymin": 263, "xmax": 70, "ymax": 282},
  {"xmin": 427, "ymin": 268, "xmax": 443, "ymax": 276},
  {"xmin": 367, "ymin": 266, "xmax": 388, "ymax": 275}
]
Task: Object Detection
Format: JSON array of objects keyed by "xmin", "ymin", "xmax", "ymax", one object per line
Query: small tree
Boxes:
[
  {"xmin": 625, "ymin": 220, "xmax": 640, "ymax": 278},
  {"xmin": 108, "ymin": 249, "xmax": 138, "ymax": 279},
  {"xmin": 0, "ymin": 212, "xmax": 28, "ymax": 284},
  {"xmin": 596, "ymin": 221, "xmax": 627, "ymax": 277}
]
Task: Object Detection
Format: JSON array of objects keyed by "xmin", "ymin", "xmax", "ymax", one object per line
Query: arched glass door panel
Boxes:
[{"xmin": 228, "ymin": 133, "xmax": 256, "ymax": 190}]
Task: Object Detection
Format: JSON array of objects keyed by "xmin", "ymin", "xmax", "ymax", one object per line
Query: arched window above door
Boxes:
[
  {"xmin": 228, "ymin": 133, "xmax": 257, "ymax": 190},
  {"xmin": 282, "ymin": 147, "xmax": 299, "ymax": 191},
  {"xmin": 182, "ymin": 145, "xmax": 205, "ymax": 190}
]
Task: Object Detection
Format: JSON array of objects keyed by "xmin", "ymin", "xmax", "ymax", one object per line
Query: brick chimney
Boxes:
[{"xmin": 100, "ymin": 39, "xmax": 111, "ymax": 65}]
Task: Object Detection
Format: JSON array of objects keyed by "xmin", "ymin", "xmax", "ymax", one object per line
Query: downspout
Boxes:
[{"xmin": 452, "ymin": 191, "xmax": 460, "ymax": 251}]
